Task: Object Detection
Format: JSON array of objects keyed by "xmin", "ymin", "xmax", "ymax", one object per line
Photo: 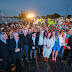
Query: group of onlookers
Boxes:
[{"xmin": 0, "ymin": 24, "xmax": 72, "ymax": 72}]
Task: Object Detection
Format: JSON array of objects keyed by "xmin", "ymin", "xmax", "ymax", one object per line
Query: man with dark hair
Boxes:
[
  {"xmin": 18, "ymin": 28, "xmax": 23, "ymax": 37},
  {"xmin": 29, "ymin": 32, "xmax": 38, "ymax": 61},
  {"xmin": 66, "ymin": 30, "xmax": 72, "ymax": 65},
  {"xmin": 8, "ymin": 31, "xmax": 14, "ymax": 39}
]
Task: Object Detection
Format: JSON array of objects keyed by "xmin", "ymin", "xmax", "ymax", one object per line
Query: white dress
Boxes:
[{"xmin": 43, "ymin": 37, "xmax": 54, "ymax": 58}]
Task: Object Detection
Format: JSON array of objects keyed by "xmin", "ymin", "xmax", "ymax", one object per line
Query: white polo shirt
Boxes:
[{"xmin": 38, "ymin": 35, "xmax": 44, "ymax": 45}]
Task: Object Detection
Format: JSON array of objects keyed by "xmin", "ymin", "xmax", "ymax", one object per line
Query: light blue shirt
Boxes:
[
  {"xmin": 15, "ymin": 38, "xmax": 19, "ymax": 48},
  {"xmin": 32, "ymin": 37, "xmax": 35, "ymax": 46},
  {"xmin": 67, "ymin": 34, "xmax": 71, "ymax": 38},
  {"xmin": 38, "ymin": 35, "xmax": 44, "ymax": 45},
  {"xmin": 0, "ymin": 38, "xmax": 7, "ymax": 44}
]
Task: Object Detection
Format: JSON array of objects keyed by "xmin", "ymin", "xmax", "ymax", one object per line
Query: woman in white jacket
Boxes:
[{"xmin": 43, "ymin": 31, "xmax": 54, "ymax": 61}]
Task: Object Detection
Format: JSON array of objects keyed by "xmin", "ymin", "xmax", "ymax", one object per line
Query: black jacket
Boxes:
[
  {"xmin": 29, "ymin": 37, "xmax": 38, "ymax": 50},
  {"xmin": 67, "ymin": 36, "xmax": 72, "ymax": 49},
  {"xmin": 27, "ymin": 33, "xmax": 32, "ymax": 38},
  {"xmin": 20, "ymin": 34, "xmax": 30, "ymax": 48},
  {"xmin": 0, "ymin": 40, "xmax": 10, "ymax": 59},
  {"xmin": 8, "ymin": 35, "xmax": 13, "ymax": 48},
  {"xmin": 10, "ymin": 38, "xmax": 23, "ymax": 53}
]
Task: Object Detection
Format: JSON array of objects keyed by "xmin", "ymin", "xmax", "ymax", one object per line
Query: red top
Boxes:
[{"xmin": 63, "ymin": 38, "xmax": 68, "ymax": 49}]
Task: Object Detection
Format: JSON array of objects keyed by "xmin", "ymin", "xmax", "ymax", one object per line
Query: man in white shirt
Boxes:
[{"xmin": 37, "ymin": 30, "xmax": 45, "ymax": 57}]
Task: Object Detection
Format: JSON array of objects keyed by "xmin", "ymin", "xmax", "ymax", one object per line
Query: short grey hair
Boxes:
[
  {"xmin": 13, "ymin": 32, "xmax": 19, "ymax": 36},
  {"xmin": 0, "ymin": 32, "xmax": 5, "ymax": 39},
  {"xmin": 23, "ymin": 29, "xmax": 28, "ymax": 33}
]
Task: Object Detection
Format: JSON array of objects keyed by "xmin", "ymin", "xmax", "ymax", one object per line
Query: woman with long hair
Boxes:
[
  {"xmin": 43, "ymin": 31, "xmax": 54, "ymax": 61},
  {"xmin": 52, "ymin": 33, "xmax": 61, "ymax": 62}
]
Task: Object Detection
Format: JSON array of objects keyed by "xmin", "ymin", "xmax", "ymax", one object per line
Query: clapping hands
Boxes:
[
  {"xmin": 0, "ymin": 58, "xmax": 3, "ymax": 61},
  {"xmin": 15, "ymin": 48, "xmax": 20, "ymax": 52},
  {"xmin": 32, "ymin": 46, "xmax": 35, "ymax": 49}
]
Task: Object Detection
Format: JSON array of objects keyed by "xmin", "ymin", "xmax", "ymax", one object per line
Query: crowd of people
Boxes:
[{"xmin": 0, "ymin": 20, "xmax": 72, "ymax": 72}]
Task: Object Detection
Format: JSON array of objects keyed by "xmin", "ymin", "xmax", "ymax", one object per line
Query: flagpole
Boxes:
[
  {"xmin": 0, "ymin": 9, "xmax": 1, "ymax": 23},
  {"xmin": 4, "ymin": 12, "xmax": 7, "ymax": 24}
]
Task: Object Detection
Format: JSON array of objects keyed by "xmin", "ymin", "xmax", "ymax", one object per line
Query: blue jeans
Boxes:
[
  {"xmin": 30, "ymin": 49, "xmax": 36, "ymax": 59},
  {"xmin": 61, "ymin": 46, "xmax": 65, "ymax": 58},
  {"xmin": 22, "ymin": 45, "xmax": 29, "ymax": 59}
]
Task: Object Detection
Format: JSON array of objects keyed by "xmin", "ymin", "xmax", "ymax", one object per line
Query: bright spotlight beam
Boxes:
[{"xmin": 28, "ymin": 14, "xmax": 34, "ymax": 18}]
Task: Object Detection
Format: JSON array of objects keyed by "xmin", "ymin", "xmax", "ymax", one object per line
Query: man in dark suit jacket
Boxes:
[
  {"xmin": 18, "ymin": 28, "xmax": 23, "ymax": 37},
  {"xmin": 29, "ymin": 32, "xmax": 38, "ymax": 61},
  {"xmin": 8, "ymin": 31, "xmax": 14, "ymax": 40},
  {"xmin": 10, "ymin": 32, "xmax": 23, "ymax": 66},
  {"xmin": 66, "ymin": 30, "xmax": 72, "ymax": 64},
  {"xmin": 20, "ymin": 29, "xmax": 29, "ymax": 62},
  {"xmin": 0, "ymin": 32, "xmax": 11, "ymax": 71},
  {"xmin": 7, "ymin": 31, "xmax": 14, "ymax": 55}
]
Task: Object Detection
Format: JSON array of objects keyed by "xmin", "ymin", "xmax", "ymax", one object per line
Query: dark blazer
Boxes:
[
  {"xmin": 8, "ymin": 35, "xmax": 10, "ymax": 39},
  {"xmin": 10, "ymin": 38, "xmax": 23, "ymax": 53},
  {"xmin": 0, "ymin": 40, "xmax": 10, "ymax": 59},
  {"xmin": 8, "ymin": 35, "xmax": 13, "ymax": 48},
  {"xmin": 8, "ymin": 35, "xmax": 13, "ymax": 39},
  {"xmin": 29, "ymin": 37, "xmax": 38, "ymax": 50},
  {"xmin": 67, "ymin": 36, "xmax": 72, "ymax": 49},
  {"xmin": 27, "ymin": 33, "xmax": 32, "ymax": 38},
  {"xmin": 20, "ymin": 34, "xmax": 30, "ymax": 48},
  {"xmin": 36, "ymin": 32, "xmax": 40, "ymax": 37}
]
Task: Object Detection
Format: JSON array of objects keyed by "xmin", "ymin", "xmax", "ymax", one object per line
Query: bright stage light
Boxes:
[{"xmin": 28, "ymin": 14, "xmax": 34, "ymax": 18}]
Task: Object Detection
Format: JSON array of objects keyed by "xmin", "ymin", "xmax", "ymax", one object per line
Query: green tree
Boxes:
[{"xmin": 67, "ymin": 15, "xmax": 72, "ymax": 19}]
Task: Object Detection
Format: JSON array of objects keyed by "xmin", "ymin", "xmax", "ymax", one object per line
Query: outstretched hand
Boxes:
[{"xmin": 0, "ymin": 58, "xmax": 3, "ymax": 61}]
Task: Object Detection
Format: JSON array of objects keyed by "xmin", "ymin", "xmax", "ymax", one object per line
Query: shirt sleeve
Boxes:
[
  {"xmin": 59, "ymin": 36, "xmax": 62, "ymax": 48},
  {"xmin": 43, "ymin": 37, "xmax": 47, "ymax": 46}
]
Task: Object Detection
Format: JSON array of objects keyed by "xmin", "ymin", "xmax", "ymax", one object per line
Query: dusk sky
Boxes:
[{"xmin": 0, "ymin": 0, "xmax": 72, "ymax": 17}]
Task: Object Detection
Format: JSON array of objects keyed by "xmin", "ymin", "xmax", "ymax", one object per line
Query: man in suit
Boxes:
[
  {"xmin": 27, "ymin": 29, "xmax": 32, "ymax": 38},
  {"xmin": 8, "ymin": 31, "xmax": 14, "ymax": 56},
  {"xmin": 20, "ymin": 29, "xmax": 29, "ymax": 62},
  {"xmin": 29, "ymin": 32, "xmax": 38, "ymax": 61},
  {"xmin": 18, "ymin": 28, "xmax": 23, "ymax": 37},
  {"xmin": 10, "ymin": 32, "xmax": 23, "ymax": 66},
  {"xmin": 8, "ymin": 31, "xmax": 14, "ymax": 39},
  {"xmin": 66, "ymin": 30, "xmax": 72, "ymax": 64},
  {"xmin": 0, "ymin": 32, "xmax": 11, "ymax": 72}
]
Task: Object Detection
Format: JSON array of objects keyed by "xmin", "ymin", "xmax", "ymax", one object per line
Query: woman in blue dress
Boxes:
[{"xmin": 52, "ymin": 33, "xmax": 61, "ymax": 62}]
